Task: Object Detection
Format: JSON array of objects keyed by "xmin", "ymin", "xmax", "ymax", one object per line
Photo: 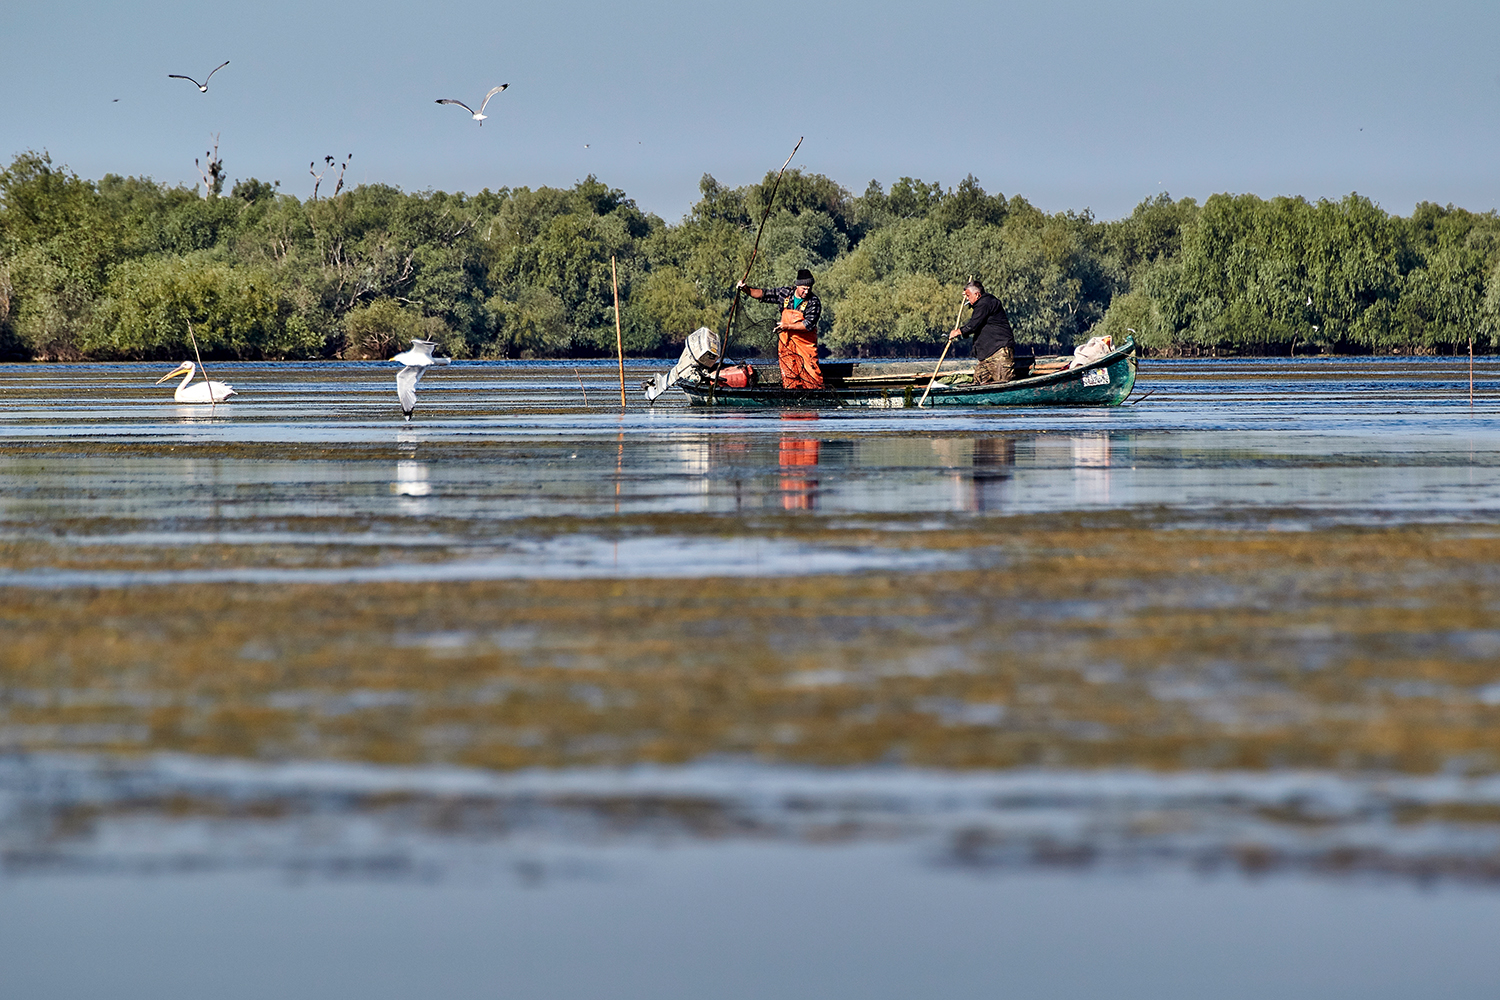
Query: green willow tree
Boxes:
[{"xmin": 3, "ymin": 149, "xmax": 1498, "ymax": 361}]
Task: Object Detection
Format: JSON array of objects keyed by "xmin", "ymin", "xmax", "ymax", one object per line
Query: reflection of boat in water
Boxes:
[{"xmin": 664, "ymin": 336, "xmax": 1138, "ymax": 409}]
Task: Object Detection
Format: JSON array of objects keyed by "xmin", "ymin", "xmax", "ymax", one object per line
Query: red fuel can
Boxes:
[{"xmin": 715, "ymin": 364, "xmax": 756, "ymax": 388}]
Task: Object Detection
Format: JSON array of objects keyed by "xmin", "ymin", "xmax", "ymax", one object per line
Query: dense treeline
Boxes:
[{"xmin": 2, "ymin": 149, "xmax": 1497, "ymax": 361}]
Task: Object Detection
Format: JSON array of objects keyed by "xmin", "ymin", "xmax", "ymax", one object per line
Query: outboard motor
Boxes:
[{"xmin": 643, "ymin": 327, "xmax": 722, "ymax": 403}]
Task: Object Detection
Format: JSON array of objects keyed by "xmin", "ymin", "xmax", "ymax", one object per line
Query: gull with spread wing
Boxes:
[
  {"xmin": 392, "ymin": 339, "xmax": 451, "ymax": 421},
  {"xmin": 436, "ymin": 84, "xmax": 508, "ymax": 125},
  {"xmin": 168, "ymin": 61, "xmax": 229, "ymax": 93}
]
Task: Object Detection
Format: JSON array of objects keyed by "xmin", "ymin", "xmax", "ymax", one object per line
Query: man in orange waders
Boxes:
[{"xmin": 738, "ymin": 268, "xmax": 823, "ymax": 389}]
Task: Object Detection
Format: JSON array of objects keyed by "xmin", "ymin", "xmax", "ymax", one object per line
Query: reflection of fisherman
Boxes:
[
  {"xmin": 948, "ymin": 280, "xmax": 1016, "ymax": 384},
  {"xmin": 739, "ymin": 268, "xmax": 823, "ymax": 390},
  {"xmin": 778, "ymin": 436, "xmax": 820, "ymax": 510},
  {"xmin": 968, "ymin": 437, "xmax": 1015, "ymax": 512}
]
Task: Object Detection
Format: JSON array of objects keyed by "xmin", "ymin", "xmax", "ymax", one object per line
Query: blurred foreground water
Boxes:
[{"xmin": 3, "ymin": 356, "xmax": 1500, "ymax": 999}]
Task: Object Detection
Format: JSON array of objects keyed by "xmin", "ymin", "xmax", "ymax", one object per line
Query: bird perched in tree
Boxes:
[
  {"xmin": 168, "ymin": 61, "xmax": 229, "ymax": 92},
  {"xmin": 436, "ymin": 85, "xmax": 509, "ymax": 125}
]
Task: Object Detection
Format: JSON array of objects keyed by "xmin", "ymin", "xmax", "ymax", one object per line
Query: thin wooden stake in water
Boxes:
[
  {"xmin": 919, "ymin": 286, "xmax": 972, "ymax": 407},
  {"xmin": 612, "ymin": 255, "xmax": 626, "ymax": 409},
  {"xmin": 1471, "ymin": 338, "xmax": 1475, "ymax": 410},
  {"xmin": 186, "ymin": 318, "xmax": 215, "ymax": 416}
]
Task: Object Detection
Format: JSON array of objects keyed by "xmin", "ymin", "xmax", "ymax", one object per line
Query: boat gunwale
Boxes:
[{"xmin": 679, "ymin": 338, "xmax": 1138, "ymax": 406}]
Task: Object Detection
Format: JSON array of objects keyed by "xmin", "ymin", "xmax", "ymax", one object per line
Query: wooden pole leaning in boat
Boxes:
[
  {"xmin": 612, "ymin": 255, "xmax": 626, "ymax": 408},
  {"xmin": 713, "ymin": 136, "xmax": 803, "ymax": 388},
  {"xmin": 918, "ymin": 288, "xmax": 971, "ymax": 407}
]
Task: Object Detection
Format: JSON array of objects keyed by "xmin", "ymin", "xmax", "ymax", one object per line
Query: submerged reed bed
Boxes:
[{"xmin": 4, "ymin": 523, "xmax": 1499, "ymax": 775}]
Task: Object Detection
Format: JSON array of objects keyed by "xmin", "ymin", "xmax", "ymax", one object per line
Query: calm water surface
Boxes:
[
  {"xmin": 2, "ymin": 356, "xmax": 1499, "ymax": 581},
  {"xmin": 4, "ymin": 356, "xmax": 1500, "ymax": 999}
]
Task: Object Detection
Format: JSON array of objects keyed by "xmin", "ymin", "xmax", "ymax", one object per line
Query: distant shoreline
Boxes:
[{"xmin": 3, "ymin": 152, "xmax": 1496, "ymax": 365}]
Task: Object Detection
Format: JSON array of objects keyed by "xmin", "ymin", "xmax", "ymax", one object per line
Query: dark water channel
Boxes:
[{"xmin": 4, "ymin": 356, "xmax": 1500, "ymax": 999}]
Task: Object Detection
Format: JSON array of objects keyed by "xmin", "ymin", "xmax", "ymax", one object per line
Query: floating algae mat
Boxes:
[
  {"xmin": 4, "ymin": 524, "xmax": 1500, "ymax": 774},
  {"xmin": 6, "ymin": 357, "xmax": 1500, "ymax": 999}
]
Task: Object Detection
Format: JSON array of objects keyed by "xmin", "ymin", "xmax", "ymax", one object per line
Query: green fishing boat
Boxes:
[{"xmin": 672, "ymin": 337, "xmax": 1138, "ymax": 408}]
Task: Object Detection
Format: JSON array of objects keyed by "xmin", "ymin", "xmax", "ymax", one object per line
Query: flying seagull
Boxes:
[
  {"xmin": 436, "ymin": 84, "xmax": 508, "ymax": 125},
  {"xmin": 168, "ymin": 61, "xmax": 229, "ymax": 93},
  {"xmin": 391, "ymin": 339, "xmax": 451, "ymax": 421}
]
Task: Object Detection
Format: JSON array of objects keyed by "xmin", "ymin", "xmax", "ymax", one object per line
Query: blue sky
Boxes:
[{"xmin": 2, "ymin": 0, "xmax": 1496, "ymax": 221}]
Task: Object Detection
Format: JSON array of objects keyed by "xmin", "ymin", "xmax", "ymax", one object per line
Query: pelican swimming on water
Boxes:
[
  {"xmin": 168, "ymin": 61, "xmax": 229, "ymax": 93},
  {"xmin": 157, "ymin": 361, "xmax": 236, "ymax": 402},
  {"xmin": 392, "ymin": 339, "xmax": 450, "ymax": 421},
  {"xmin": 436, "ymin": 84, "xmax": 508, "ymax": 125}
]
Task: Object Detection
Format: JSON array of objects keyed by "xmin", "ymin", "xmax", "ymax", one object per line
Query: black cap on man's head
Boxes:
[{"xmin": 795, "ymin": 269, "xmax": 815, "ymax": 287}]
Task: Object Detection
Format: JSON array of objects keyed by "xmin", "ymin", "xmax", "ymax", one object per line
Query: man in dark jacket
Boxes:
[{"xmin": 948, "ymin": 280, "xmax": 1015, "ymax": 384}]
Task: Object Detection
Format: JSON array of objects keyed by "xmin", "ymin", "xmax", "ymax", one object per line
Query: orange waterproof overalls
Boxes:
[
  {"xmin": 777, "ymin": 296, "xmax": 824, "ymax": 390},
  {"xmin": 779, "ymin": 434, "xmax": 820, "ymax": 510}
]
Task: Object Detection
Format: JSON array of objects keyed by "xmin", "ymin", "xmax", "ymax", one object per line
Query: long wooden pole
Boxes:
[
  {"xmin": 612, "ymin": 255, "xmax": 626, "ymax": 408},
  {"xmin": 714, "ymin": 137, "xmax": 803, "ymax": 385},
  {"xmin": 919, "ymin": 287, "xmax": 972, "ymax": 407},
  {"xmin": 186, "ymin": 318, "xmax": 215, "ymax": 416},
  {"xmin": 1470, "ymin": 337, "xmax": 1475, "ymax": 410}
]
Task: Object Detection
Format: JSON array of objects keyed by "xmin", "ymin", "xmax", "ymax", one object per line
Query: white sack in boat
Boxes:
[{"xmin": 1067, "ymin": 335, "xmax": 1113, "ymax": 369}]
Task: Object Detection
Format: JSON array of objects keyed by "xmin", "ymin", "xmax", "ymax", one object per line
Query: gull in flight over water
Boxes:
[
  {"xmin": 168, "ymin": 61, "xmax": 229, "ymax": 93},
  {"xmin": 436, "ymin": 85, "xmax": 508, "ymax": 125},
  {"xmin": 156, "ymin": 361, "xmax": 235, "ymax": 402},
  {"xmin": 392, "ymin": 339, "xmax": 451, "ymax": 421}
]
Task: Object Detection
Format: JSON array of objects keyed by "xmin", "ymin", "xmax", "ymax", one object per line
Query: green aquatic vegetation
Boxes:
[{"xmin": 4, "ymin": 525, "xmax": 1500, "ymax": 775}]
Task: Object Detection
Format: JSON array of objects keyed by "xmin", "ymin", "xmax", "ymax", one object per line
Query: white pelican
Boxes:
[
  {"xmin": 168, "ymin": 61, "xmax": 229, "ymax": 93},
  {"xmin": 392, "ymin": 339, "xmax": 450, "ymax": 421},
  {"xmin": 157, "ymin": 361, "xmax": 236, "ymax": 402},
  {"xmin": 436, "ymin": 85, "xmax": 508, "ymax": 125}
]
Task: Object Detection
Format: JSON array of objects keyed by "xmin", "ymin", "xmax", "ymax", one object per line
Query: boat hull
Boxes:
[{"xmin": 680, "ymin": 339, "xmax": 1138, "ymax": 408}]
